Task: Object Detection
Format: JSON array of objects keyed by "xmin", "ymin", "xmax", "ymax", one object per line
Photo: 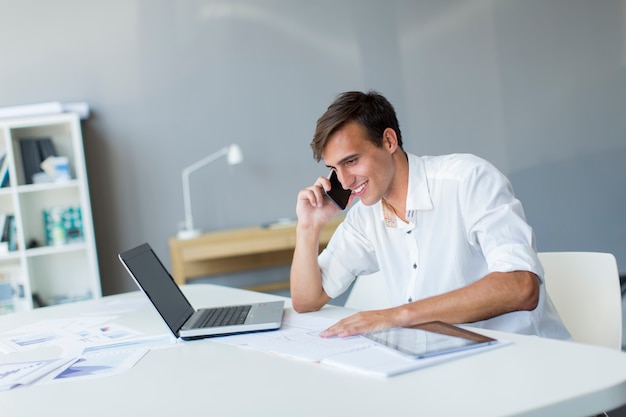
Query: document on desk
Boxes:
[
  {"xmin": 0, "ymin": 311, "xmax": 178, "ymax": 390},
  {"xmin": 0, "ymin": 318, "xmax": 143, "ymax": 355},
  {"xmin": 211, "ymin": 310, "xmax": 511, "ymax": 377},
  {"xmin": 211, "ymin": 310, "xmax": 373, "ymax": 362},
  {"xmin": 42, "ymin": 347, "xmax": 149, "ymax": 384},
  {"xmin": 0, "ymin": 358, "xmax": 76, "ymax": 391}
]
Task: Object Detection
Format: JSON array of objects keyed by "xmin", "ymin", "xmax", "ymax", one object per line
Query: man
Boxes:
[{"xmin": 290, "ymin": 90, "xmax": 570, "ymax": 340}]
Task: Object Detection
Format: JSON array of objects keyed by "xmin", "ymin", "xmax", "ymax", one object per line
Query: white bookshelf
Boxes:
[{"xmin": 0, "ymin": 113, "xmax": 100, "ymax": 313}]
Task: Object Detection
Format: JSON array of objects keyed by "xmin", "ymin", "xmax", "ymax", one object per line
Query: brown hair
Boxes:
[{"xmin": 310, "ymin": 91, "xmax": 403, "ymax": 162}]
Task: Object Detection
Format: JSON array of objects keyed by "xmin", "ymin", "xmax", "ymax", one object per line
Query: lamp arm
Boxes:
[
  {"xmin": 182, "ymin": 147, "xmax": 229, "ymax": 176},
  {"xmin": 181, "ymin": 147, "xmax": 229, "ymax": 233}
]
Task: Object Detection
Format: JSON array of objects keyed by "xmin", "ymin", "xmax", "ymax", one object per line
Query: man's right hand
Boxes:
[
  {"xmin": 295, "ymin": 176, "xmax": 353, "ymax": 228},
  {"xmin": 295, "ymin": 176, "xmax": 339, "ymax": 227}
]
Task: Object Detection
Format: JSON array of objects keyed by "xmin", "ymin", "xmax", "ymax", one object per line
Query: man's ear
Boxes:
[{"xmin": 382, "ymin": 127, "xmax": 399, "ymax": 153}]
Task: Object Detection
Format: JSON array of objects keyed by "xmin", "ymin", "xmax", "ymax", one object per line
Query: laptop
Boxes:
[{"xmin": 118, "ymin": 243, "xmax": 284, "ymax": 340}]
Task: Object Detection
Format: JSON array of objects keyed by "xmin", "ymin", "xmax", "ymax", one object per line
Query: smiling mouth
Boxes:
[{"xmin": 352, "ymin": 181, "xmax": 367, "ymax": 195}]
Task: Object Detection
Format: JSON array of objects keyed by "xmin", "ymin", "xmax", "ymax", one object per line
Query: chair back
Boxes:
[
  {"xmin": 539, "ymin": 252, "xmax": 623, "ymax": 350},
  {"xmin": 344, "ymin": 272, "xmax": 391, "ymax": 311}
]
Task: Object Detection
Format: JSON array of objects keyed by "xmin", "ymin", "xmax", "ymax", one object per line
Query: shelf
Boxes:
[
  {"xmin": 0, "ymin": 252, "xmax": 21, "ymax": 262},
  {"xmin": 16, "ymin": 180, "xmax": 79, "ymax": 194},
  {"xmin": 25, "ymin": 242, "xmax": 87, "ymax": 258},
  {"xmin": 0, "ymin": 113, "xmax": 100, "ymax": 314}
]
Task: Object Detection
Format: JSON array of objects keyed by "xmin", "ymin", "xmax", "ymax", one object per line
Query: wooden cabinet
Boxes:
[{"xmin": 168, "ymin": 216, "xmax": 344, "ymax": 293}]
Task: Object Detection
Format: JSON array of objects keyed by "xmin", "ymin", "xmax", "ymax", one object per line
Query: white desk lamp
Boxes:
[{"xmin": 178, "ymin": 144, "xmax": 243, "ymax": 239}]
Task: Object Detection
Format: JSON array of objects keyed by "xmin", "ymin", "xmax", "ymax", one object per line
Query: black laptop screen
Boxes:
[{"xmin": 119, "ymin": 243, "xmax": 195, "ymax": 336}]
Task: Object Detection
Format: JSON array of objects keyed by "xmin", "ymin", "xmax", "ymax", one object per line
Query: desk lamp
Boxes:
[{"xmin": 178, "ymin": 144, "xmax": 243, "ymax": 239}]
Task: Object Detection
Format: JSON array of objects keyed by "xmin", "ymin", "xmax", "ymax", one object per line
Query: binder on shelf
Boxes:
[
  {"xmin": 0, "ymin": 152, "xmax": 10, "ymax": 188},
  {"xmin": 38, "ymin": 138, "xmax": 57, "ymax": 160},
  {"xmin": 19, "ymin": 137, "xmax": 57, "ymax": 184},
  {"xmin": 5, "ymin": 215, "xmax": 16, "ymax": 252},
  {"xmin": 0, "ymin": 214, "xmax": 7, "ymax": 254},
  {"xmin": 1, "ymin": 215, "xmax": 8, "ymax": 241},
  {"xmin": 7, "ymin": 216, "xmax": 17, "ymax": 252},
  {"xmin": 0, "ymin": 214, "xmax": 16, "ymax": 252}
]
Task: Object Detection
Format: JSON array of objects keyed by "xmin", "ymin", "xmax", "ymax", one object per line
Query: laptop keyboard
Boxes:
[{"xmin": 198, "ymin": 305, "xmax": 252, "ymax": 328}]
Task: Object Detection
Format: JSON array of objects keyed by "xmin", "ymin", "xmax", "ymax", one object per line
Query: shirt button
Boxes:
[{"xmin": 413, "ymin": 263, "xmax": 417, "ymax": 269}]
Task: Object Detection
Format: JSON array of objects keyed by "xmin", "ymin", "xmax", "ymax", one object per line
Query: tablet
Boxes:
[{"xmin": 363, "ymin": 321, "xmax": 498, "ymax": 359}]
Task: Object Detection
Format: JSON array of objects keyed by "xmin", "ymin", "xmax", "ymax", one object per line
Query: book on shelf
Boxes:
[
  {"xmin": 0, "ymin": 214, "xmax": 7, "ymax": 254},
  {"xmin": 0, "ymin": 154, "xmax": 5, "ymax": 185},
  {"xmin": 43, "ymin": 206, "xmax": 83, "ymax": 246},
  {"xmin": 7, "ymin": 215, "xmax": 17, "ymax": 252},
  {"xmin": 0, "ymin": 151, "xmax": 10, "ymax": 188},
  {"xmin": 0, "ymin": 214, "xmax": 16, "ymax": 253},
  {"xmin": 19, "ymin": 137, "xmax": 57, "ymax": 184}
]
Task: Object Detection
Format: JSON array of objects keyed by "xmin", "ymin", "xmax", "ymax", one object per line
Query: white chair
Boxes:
[
  {"xmin": 539, "ymin": 252, "xmax": 623, "ymax": 350},
  {"xmin": 344, "ymin": 272, "xmax": 391, "ymax": 311}
]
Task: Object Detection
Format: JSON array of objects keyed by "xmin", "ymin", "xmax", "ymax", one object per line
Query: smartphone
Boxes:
[{"xmin": 325, "ymin": 170, "xmax": 351, "ymax": 210}]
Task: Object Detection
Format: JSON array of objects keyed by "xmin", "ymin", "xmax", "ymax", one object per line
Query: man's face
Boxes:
[{"xmin": 322, "ymin": 122, "xmax": 396, "ymax": 206}]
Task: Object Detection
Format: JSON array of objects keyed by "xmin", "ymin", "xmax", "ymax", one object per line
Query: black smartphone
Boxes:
[{"xmin": 325, "ymin": 170, "xmax": 351, "ymax": 210}]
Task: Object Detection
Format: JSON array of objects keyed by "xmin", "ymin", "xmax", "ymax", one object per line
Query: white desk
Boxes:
[{"xmin": 1, "ymin": 284, "xmax": 626, "ymax": 417}]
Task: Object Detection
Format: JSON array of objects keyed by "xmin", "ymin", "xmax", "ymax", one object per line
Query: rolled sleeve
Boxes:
[
  {"xmin": 486, "ymin": 243, "xmax": 544, "ymax": 283},
  {"xmin": 461, "ymin": 158, "xmax": 543, "ymax": 282}
]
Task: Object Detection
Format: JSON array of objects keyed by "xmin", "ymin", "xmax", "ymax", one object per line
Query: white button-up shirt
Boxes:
[{"xmin": 319, "ymin": 153, "xmax": 570, "ymax": 339}]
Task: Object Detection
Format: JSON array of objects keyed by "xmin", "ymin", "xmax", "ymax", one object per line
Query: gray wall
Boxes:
[{"xmin": 1, "ymin": 0, "xmax": 624, "ymax": 295}]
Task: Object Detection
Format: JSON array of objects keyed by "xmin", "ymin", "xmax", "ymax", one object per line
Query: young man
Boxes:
[{"xmin": 290, "ymin": 91, "xmax": 570, "ymax": 340}]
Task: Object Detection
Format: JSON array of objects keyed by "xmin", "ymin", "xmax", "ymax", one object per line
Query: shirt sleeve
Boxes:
[
  {"xmin": 458, "ymin": 159, "xmax": 544, "ymax": 281},
  {"xmin": 318, "ymin": 212, "xmax": 379, "ymax": 298}
]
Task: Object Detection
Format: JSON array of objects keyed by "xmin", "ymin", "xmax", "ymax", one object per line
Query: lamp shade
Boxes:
[{"xmin": 227, "ymin": 144, "xmax": 243, "ymax": 165}]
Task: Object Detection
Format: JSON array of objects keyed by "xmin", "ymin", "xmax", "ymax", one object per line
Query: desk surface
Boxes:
[{"xmin": 1, "ymin": 284, "xmax": 626, "ymax": 417}]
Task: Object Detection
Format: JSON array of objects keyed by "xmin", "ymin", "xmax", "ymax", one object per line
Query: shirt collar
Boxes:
[
  {"xmin": 406, "ymin": 153, "xmax": 434, "ymax": 212},
  {"xmin": 379, "ymin": 153, "xmax": 433, "ymax": 228}
]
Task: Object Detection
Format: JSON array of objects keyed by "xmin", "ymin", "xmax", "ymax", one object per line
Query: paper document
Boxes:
[
  {"xmin": 0, "ymin": 318, "xmax": 141, "ymax": 355},
  {"xmin": 212, "ymin": 309, "xmax": 511, "ymax": 377},
  {"xmin": 44, "ymin": 348, "xmax": 148, "ymax": 383},
  {"xmin": 212, "ymin": 310, "xmax": 372, "ymax": 361},
  {"xmin": 0, "ymin": 358, "xmax": 76, "ymax": 391},
  {"xmin": 0, "ymin": 313, "xmax": 178, "ymax": 390}
]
